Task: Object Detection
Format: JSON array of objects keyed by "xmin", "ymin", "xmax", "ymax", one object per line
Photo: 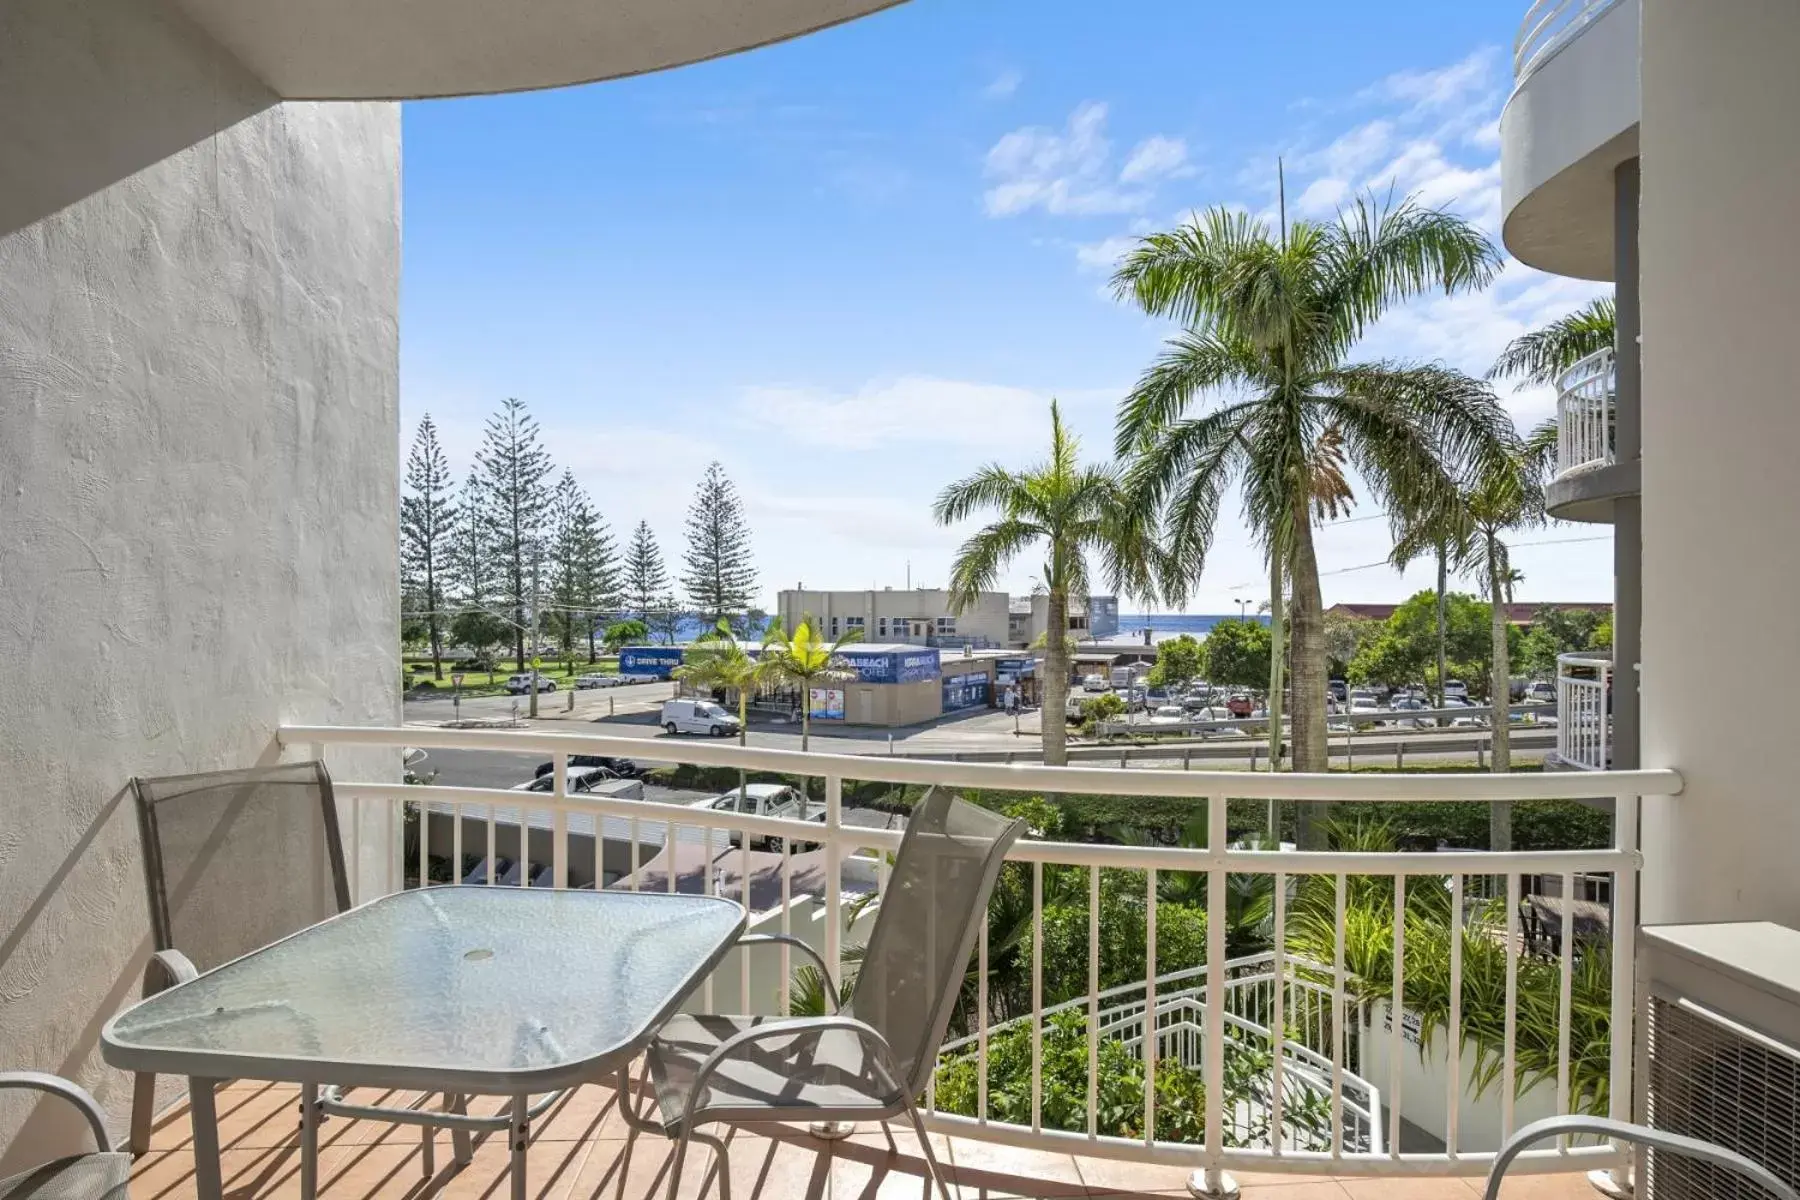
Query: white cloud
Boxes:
[
  {"xmin": 1119, "ymin": 135, "xmax": 1191, "ymax": 185},
  {"xmin": 982, "ymin": 103, "xmax": 1192, "ymax": 219},
  {"xmin": 983, "ymin": 68, "xmax": 1023, "ymax": 100},
  {"xmin": 1364, "ymin": 47, "xmax": 1501, "ymax": 120},
  {"xmin": 738, "ymin": 377, "xmax": 1063, "ymax": 450},
  {"xmin": 1074, "ymin": 234, "xmax": 1138, "ymax": 273}
]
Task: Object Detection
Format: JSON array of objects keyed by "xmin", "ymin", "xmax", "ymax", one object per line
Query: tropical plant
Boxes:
[
  {"xmin": 759, "ymin": 615, "xmax": 862, "ymax": 751},
  {"xmin": 673, "ymin": 619, "xmax": 770, "ymax": 746},
  {"xmin": 934, "ymin": 401, "xmax": 1156, "ymax": 766},
  {"xmin": 1489, "ymin": 296, "xmax": 1615, "ymax": 388},
  {"xmin": 1112, "ymin": 196, "xmax": 1515, "ymax": 799}
]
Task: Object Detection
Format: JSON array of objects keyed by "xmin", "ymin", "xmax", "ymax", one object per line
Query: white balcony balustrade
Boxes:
[
  {"xmin": 1555, "ymin": 654, "xmax": 1614, "ymax": 772},
  {"xmin": 1555, "ymin": 348, "xmax": 1616, "ymax": 481},
  {"xmin": 1514, "ymin": 0, "xmax": 1628, "ymax": 80},
  {"xmin": 279, "ymin": 723, "xmax": 1679, "ymax": 1189}
]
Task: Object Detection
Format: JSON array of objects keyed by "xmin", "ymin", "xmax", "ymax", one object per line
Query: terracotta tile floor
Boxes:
[{"xmin": 131, "ymin": 1081, "xmax": 1599, "ymax": 1200}]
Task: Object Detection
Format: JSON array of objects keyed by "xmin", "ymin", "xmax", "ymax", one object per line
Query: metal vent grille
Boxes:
[{"xmin": 1645, "ymin": 994, "xmax": 1800, "ymax": 1199}]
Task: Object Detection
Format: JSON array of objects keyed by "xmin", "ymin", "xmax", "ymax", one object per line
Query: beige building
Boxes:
[
  {"xmin": 1008, "ymin": 593, "xmax": 1122, "ymax": 648},
  {"xmin": 776, "ymin": 588, "xmax": 1011, "ymax": 649}
]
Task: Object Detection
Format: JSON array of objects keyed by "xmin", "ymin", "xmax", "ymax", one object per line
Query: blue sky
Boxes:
[{"xmin": 401, "ymin": 0, "xmax": 1612, "ymax": 613}]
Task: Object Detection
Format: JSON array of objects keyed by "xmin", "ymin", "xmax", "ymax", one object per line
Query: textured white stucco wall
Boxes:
[
  {"xmin": 0, "ymin": 0, "xmax": 400, "ymax": 1163},
  {"xmin": 1639, "ymin": 2, "xmax": 1800, "ymax": 928}
]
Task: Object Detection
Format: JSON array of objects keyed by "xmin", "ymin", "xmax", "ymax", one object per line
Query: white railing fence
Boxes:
[
  {"xmin": 1555, "ymin": 348, "xmax": 1616, "ymax": 480},
  {"xmin": 1556, "ymin": 654, "xmax": 1613, "ymax": 771},
  {"xmin": 1515, "ymin": 0, "xmax": 1627, "ymax": 81},
  {"xmin": 279, "ymin": 723, "xmax": 1680, "ymax": 1188}
]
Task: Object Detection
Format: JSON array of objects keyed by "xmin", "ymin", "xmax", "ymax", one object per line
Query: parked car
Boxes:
[
  {"xmin": 1443, "ymin": 679, "xmax": 1469, "ymax": 700},
  {"xmin": 1225, "ymin": 692, "xmax": 1255, "ymax": 717},
  {"xmin": 1148, "ymin": 705, "xmax": 1187, "ymax": 725},
  {"xmin": 575, "ymin": 673, "xmax": 627, "ymax": 689},
  {"xmin": 660, "ymin": 698, "xmax": 741, "ymax": 737},
  {"xmin": 1387, "ymin": 697, "xmax": 1429, "ymax": 728},
  {"xmin": 1066, "ymin": 694, "xmax": 1089, "ymax": 721},
  {"xmin": 1328, "ymin": 679, "xmax": 1348, "ymax": 702},
  {"xmin": 512, "ymin": 766, "xmax": 620, "ymax": 794},
  {"xmin": 505, "ymin": 672, "xmax": 557, "ymax": 694},
  {"xmin": 533, "ymin": 753, "xmax": 641, "ymax": 780},
  {"xmin": 1081, "ymin": 674, "xmax": 1108, "ymax": 693},
  {"xmin": 1527, "ymin": 680, "xmax": 1556, "ymax": 704},
  {"xmin": 689, "ymin": 783, "xmax": 821, "ymax": 851}
]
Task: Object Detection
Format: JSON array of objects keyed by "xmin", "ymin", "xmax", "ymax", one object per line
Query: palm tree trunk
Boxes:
[
  {"xmin": 1287, "ymin": 502, "xmax": 1330, "ymax": 847},
  {"xmin": 1267, "ymin": 551, "xmax": 1285, "ymax": 773},
  {"xmin": 1488, "ymin": 545, "xmax": 1513, "ymax": 850},
  {"xmin": 801, "ymin": 692, "xmax": 811, "ymax": 753},
  {"xmin": 1435, "ymin": 547, "xmax": 1448, "ymax": 708},
  {"xmin": 1043, "ymin": 588, "xmax": 1070, "ymax": 767}
]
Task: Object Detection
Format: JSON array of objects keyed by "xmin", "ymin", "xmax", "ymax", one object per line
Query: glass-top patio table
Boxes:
[{"xmin": 101, "ymin": 887, "xmax": 745, "ymax": 1200}]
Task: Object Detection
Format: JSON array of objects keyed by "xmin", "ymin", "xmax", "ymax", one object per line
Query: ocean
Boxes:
[{"xmin": 1114, "ymin": 613, "xmax": 1271, "ymax": 642}]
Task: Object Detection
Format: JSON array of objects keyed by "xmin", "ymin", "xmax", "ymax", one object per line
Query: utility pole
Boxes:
[{"xmin": 527, "ymin": 547, "xmax": 542, "ymax": 719}]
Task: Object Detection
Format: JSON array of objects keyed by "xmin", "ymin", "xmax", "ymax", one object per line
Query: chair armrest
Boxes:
[
  {"xmin": 735, "ymin": 934, "xmax": 839, "ymax": 1011},
  {"xmin": 0, "ymin": 1072, "xmax": 110, "ymax": 1151},
  {"xmin": 679, "ymin": 1015, "xmax": 901, "ymax": 1131},
  {"xmin": 1480, "ymin": 1116, "xmax": 1800, "ymax": 1200},
  {"xmin": 148, "ymin": 949, "xmax": 199, "ymax": 990}
]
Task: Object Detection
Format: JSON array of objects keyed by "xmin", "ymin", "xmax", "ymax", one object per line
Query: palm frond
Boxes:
[
  {"xmin": 1320, "ymin": 193, "xmax": 1502, "ymax": 353},
  {"xmin": 1489, "ymin": 296, "xmax": 1616, "ymax": 387},
  {"xmin": 1110, "ymin": 206, "xmax": 1270, "ymax": 328},
  {"xmin": 1114, "ymin": 330, "xmax": 1267, "ymax": 458}
]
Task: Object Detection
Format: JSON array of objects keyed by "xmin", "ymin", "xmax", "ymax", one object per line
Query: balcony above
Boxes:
[
  {"xmin": 1501, "ymin": 0, "xmax": 1639, "ymax": 280},
  {"xmin": 165, "ymin": 0, "xmax": 904, "ymax": 100},
  {"xmin": 1546, "ymin": 349, "xmax": 1638, "ymax": 522}
]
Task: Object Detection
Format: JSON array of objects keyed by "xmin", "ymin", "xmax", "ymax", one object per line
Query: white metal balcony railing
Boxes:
[
  {"xmin": 1556, "ymin": 653, "xmax": 1613, "ymax": 772},
  {"xmin": 1554, "ymin": 348, "xmax": 1616, "ymax": 481},
  {"xmin": 1514, "ymin": 0, "xmax": 1626, "ymax": 80},
  {"xmin": 278, "ymin": 722, "xmax": 1681, "ymax": 1188}
]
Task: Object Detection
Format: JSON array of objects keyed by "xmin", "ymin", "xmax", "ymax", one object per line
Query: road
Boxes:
[{"xmin": 403, "ymin": 681, "xmax": 1548, "ymax": 786}]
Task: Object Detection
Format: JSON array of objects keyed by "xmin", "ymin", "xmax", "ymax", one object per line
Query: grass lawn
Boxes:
[{"xmin": 402, "ymin": 655, "xmax": 623, "ymax": 697}]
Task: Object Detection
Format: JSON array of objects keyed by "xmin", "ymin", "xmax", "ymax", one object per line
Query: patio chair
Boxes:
[
  {"xmin": 0, "ymin": 1071, "xmax": 129, "ymax": 1200},
  {"xmin": 625, "ymin": 786, "xmax": 1025, "ymax": 1200},
  {"xmin": 128, "ymin": 762, "xmax": 558, "ymax": 1171},
  {"xmin": 1482, "ymin": 1115, "xmax": 1799, "ymax": 1200}
]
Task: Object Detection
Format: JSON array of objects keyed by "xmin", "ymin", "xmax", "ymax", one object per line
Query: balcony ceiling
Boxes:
[{"xmin": 169, "ymin": 0, "xmax": 907, "ymax": 100}]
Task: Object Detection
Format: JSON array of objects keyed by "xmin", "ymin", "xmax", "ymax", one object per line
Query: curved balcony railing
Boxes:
[
  {"xmin": 282, "ymin": 722, "xmax": 1680, "ymax": 1184},
  {"xmin": 1555, "ymin": 347, "xmax": 1616, "ymax": 481},
  {"xmin": 1515, "ymin": 0, "xmax": 1627, "ymax": 81},
  {"xmin": 1555, "ymin": 652, "xmax": 1613, "ymax": 771}
]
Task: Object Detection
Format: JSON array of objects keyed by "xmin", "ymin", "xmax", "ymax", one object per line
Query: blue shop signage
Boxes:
[
  {"xmin": 618, "ymin": 646, "xmax": 684, "ymax": 679},
  {"xmin": 995, "ymin": 657, "xmax": 1035, "ymax": 684},
  {"xmin": 842, "ymin": 647, "xmax": 941, "ymax": 684},
  {"xmin": 943, "ymin": 672, "xmax": 991, "ymax": 712}
]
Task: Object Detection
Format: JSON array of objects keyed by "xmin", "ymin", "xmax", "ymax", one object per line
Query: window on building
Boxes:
[
  {"xmin": 936, "ymin": 616, "xmax": 956, "ymax": 633},
  {"xmin": 1069, "ymin": 615, "xmax": 1089, "ymax": 630},
  {"xmin": 845, "ymin": 616, "xmax": 864, "ymax": 629},
  {"xmin": 877, "ymin": 617, "xmax": 888, "ymax": 637},
  {"xmin": 829, "ymin": 616, "xmax": 839, "ymax": 635}
]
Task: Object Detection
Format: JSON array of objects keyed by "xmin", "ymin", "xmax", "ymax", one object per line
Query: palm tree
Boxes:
[
  {"xmin": 1394, "ymin": 450, "xmax": 1543, "ymax": 848},
  {"xmin": 1113, "ymin": 196, "xmax": 1515, "ymax": 787},
  {"xmin": 1491, "ymin": 296, "xmax": 1616, "ymax": 475},
  {"xmin": 760, "ymin": 616, "xmax": 861, "ymax": 751},
  {"xmin": 673, "ymin": 619, "xmax": 768, "ymax": 747},
  {"xmin": 1489, "ymin": 296, "xmax": 1615, "ymax": 387},
  {"xmin": 933, "ymin": 401, "xmax": 1156, "ymax": 767}
]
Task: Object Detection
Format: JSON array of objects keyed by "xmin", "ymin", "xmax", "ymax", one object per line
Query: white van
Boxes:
[{"xmin": 660, "ymin": 698, "xmax": 742, "ymax": 737}]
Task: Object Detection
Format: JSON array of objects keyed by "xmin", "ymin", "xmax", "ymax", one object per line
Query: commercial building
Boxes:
[
  {"xmin": 1007, "ymin": 593, "xmax": 1120, "ymax": 647},
  {"xmin": 776, "ymin": 588, "xmax": 1010, "ymax": 649}
]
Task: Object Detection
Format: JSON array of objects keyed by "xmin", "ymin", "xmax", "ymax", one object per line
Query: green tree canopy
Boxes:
[
  {"xmin": 1202, "ymin": 618, "xmax": 1270, "ymax": 690},
  {"xmin": 602, "ymin": 618, "xmax": 649, "ymax": 653},
  {"xmin": 1146, "ymin": 633, "xmax": 1205, "ymax": 690},
  {"xmin": 1517, "ymin": 605, "xmax": 1612, "ymax": 679},
  {"xmin": 1322, "ymin": 611, "xmax": 1379, "ymax": 679},
  {"xmin": 1347, "ymin": 590, "xmax": 1491, "ymax": 691}
]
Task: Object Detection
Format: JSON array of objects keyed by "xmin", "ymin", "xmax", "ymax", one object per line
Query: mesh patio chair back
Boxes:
[
  {"xmin": 132, "ymin": 761, "xmax": 350, "ymax": 972},
  {"xmin": 846, "ymin": 787, "xmax": 1025, "ymax": 1098}
]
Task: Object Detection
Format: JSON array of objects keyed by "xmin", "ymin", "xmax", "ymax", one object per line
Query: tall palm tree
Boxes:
[
  {"xmin": 760, "ymin": 616, "xmax": 861, "ymax": 751},
  {"xmin": 1113, "ymin": 196, "xmax": 1516, "ymax": 787},
  {"xmin": 673, "ymin": 619, "xmax": 768, "ymax": 747},
  {"xmin": 1393, "ymin": 450, "xmax": 1543, "ymax": 848},
  {"xmin": 934, "ymin": 401, "xmax": 1156, "ymax": 767}
]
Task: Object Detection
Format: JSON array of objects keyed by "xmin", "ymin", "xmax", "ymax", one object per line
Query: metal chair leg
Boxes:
[
  {"xmin": 510, "ymin": 1094, "xmax": 529, "ymax": 1200},
  {"xmin": 692, "ymin": 1129, "xmax": 731, "ymax": 1200},
  {"xmin": 663, "ymin": 1125, "xmax": 695, "ymax": 1200},
  {"xmin": 902, "ymin": 1097, "xmax": 953, "ymax": 1200}
]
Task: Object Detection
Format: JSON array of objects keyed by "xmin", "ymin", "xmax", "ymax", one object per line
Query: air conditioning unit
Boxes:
[{"xmin": 1638, "ymin": 922, "xmax": 1800, "ymax": 1199}]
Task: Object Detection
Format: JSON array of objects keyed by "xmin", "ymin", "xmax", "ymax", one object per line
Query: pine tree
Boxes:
[
  {"xmin": 451, "ymin": 470, "xmax": 490, "ymax": 605},
  {"xmin": 548, "ymin": 471, "xmax": 619, "ymax": 665},
  {"xmin": 623, "ymin": 520, "xmax": 671, "ymax": 623},
  {"xmin": 681, "ymin": 461, "xmax": 757, "ymax": 626},
  {"xmin": 474, "ymin": 398, "xmax": 554, "ymax": 666},
  {"xmin": 401, "ymin": 416, "xmax": 459, "ymax": 678}
]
